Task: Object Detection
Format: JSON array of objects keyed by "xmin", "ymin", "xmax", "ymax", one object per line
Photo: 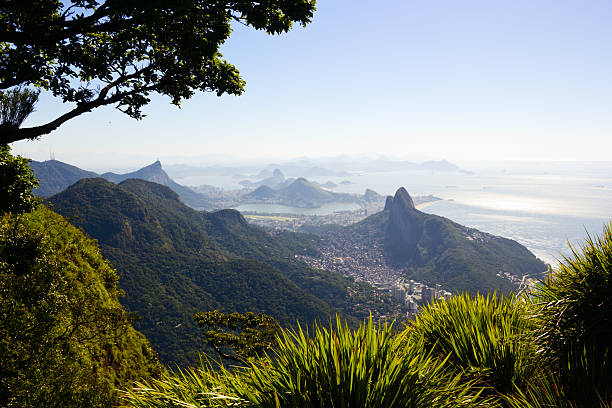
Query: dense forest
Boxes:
[{"xmin": 48, "ymin": 177, "xmax": 402, "ymax": 365}]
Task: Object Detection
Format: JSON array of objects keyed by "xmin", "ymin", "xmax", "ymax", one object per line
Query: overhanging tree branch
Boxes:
[
  {"xmin": 0, "ymin": 83, "xmax": 158, "ymax": 144},
  {"xmin": 0, "ymin": 0, "xmax": 317, "ymax": 143}
]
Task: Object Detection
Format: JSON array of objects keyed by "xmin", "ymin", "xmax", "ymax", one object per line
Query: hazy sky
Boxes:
[{"xmin": 11, "ymin": 0, "xmax": 612, "ymax": 169}]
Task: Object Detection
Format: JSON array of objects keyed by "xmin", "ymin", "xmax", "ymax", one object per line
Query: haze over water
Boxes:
[
  {"xmin": 173, "ymin": 160, "xmax": 611, "ymax": 266},
  {"xmin": 333, "ymin": 161, "xmax": 611, "ymax": 266}
]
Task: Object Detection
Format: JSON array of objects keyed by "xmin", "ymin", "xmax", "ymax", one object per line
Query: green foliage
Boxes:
[
  {"xmin": 528, "ymin": 222, "xmax": 612, "ymax": 405},
  {"xmin": 120, "ymin": 222, "xmax": 612, "ymax": 407},
  {"xmin": 0, "ymin": 87, "xmax": 40, "ymax": 128},
  {"xmin": 49, "ymin": 178, "xmax": 398, "ymax": 365},
  {"xmin": 0, "ymin": 144, "xmax": 39, "ymax": 214},
  {"xmin": 121, "ymin": 317, "xmax": 480, "ymax": 408},
  {"xmin": 0, "ymin": 206, "xmax": 161, "ymax": 408},
  {"xmin": 407, "ymin": 293, "xmax": 535, "ymax": 401},
  {"xmin": 0, "ymin": 0, "xmax": 316, "ymax": 143},
  {"xmin": 194, "ymin": 310, "xmax": 280, "ymax": 366},
  {"xmin": 233, "ymin": 317, "xmax": 476, "ymax": 408}
]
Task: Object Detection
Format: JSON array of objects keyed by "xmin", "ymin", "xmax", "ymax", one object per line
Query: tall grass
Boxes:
[{"xmin": 121, "ymin": 358, "xmax": 246, "ymax": 407}]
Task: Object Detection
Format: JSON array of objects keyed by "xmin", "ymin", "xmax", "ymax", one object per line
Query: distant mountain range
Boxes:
[
  {"xmin": 308, "ymin": 188, "xmax": 547, "ymax": 294},
  {"xmin": 163, "ymin": 157, "xmax": 473, "ymax": 180},
  {"xmin": 239, "ymin": 168, "xmax": 287, "ymax": 189},
  {"xmin": 30, "ymin": 159, "xmax": 214, "ymax": 209},
  {"xmin": 29, "ymin": 160, "xmax": 391, "ymax": 209},
  {"xmin": 47, "ymin": 179, "xmax": 402, "ymax": 365}
]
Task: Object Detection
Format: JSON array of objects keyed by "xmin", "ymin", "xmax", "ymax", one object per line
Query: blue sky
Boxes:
[{"xmin": 11, "ymin": 0, "xmax": 612, "ymax": 169}]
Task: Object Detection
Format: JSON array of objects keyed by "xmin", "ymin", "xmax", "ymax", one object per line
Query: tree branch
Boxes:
[
  {"xmin": 210, "ymin": 343, "xmax": 249, "ymax": 367},
  {"xmin": 1, "ymin": 88, "xmax": 153, "ymax": 145}
]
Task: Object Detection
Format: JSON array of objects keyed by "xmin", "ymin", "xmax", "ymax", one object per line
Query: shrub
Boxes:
[{"xmin": 0, "ymin": 144, "xmax": 39, "ymax": 214}]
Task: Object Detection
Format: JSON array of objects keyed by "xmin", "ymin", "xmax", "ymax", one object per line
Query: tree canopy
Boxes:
[
  {"xmin": 0, "ymin": 206, "xmax": 161, "ymax": 407},
  {"xmin": 0, "ymin": 144, "xmax": 39, "ymax": 214},
  {"xmin": 194, "ymin": 310, "xmax": 280, "ymax": 366},
  {"xmin": 0, "ymin": 0, "xmax": 317, "ymax": 144}
]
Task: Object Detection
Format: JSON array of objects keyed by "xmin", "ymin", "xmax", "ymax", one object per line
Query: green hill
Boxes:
[
  {"xmin": 244, "ymin": 177, "xmax": 356, "ymax": 208},
  {"xmin": 278, "ymin": 177, "xmax": 335, "ymax": 206},
  {"xmin": 29, "ymin": 159, "xmax": 98, "ymax": 197},
  {"xmin": 48, "ymin": 178, "xmax": 400, "ymax": 365},
  {"xmin": 0, "ymin": 206, "xmax": 160, "ymax": 407},
  {"xmin": 321, "ymin": 188, "xmax": 547, "ymax": 294}
]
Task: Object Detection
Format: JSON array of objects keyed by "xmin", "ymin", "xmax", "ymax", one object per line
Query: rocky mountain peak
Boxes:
[
  {"xmin": 393, "ymin": 187, "xmax": 415, "ymax": 210},
  {"xmin": 384, "ymin": 196, "xmax": 394, "ymax": 211},
  {"xmin": 384, "ymin": 187, "xmax": 422, "ymax": 264},
  {"xmin": 363, "ymin": 188, "xmax": 381, "ymax": 202}
]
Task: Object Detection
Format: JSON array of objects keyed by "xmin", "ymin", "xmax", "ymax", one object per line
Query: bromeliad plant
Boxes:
[
  {"xmin": 406, "ymin": 293, "xmax": 536, "ymax": 400},
  {"xmin": 229, "ymin": 316, "xmax": 476, "ymax": 408},
  {"xmin": 527, "ymin": 223, "xmax": 612, "ymax": 406},
  {"xmin": 122, "ymin": 316, "xmax": 481, "ymax": 408}
]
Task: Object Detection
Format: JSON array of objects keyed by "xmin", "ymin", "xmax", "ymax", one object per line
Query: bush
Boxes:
[{"xmin": 0, "ymin": 144, "xmax": 39, "ymax": 214}]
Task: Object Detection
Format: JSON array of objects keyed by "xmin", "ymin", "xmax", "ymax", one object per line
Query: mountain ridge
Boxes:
[
  {"xmin": 30, "ymin": 159, "xmax": 214, "ymax": 209},
  {"xmin": 48, "ymin": 178, "xmax": 403, "ymax": 365}
]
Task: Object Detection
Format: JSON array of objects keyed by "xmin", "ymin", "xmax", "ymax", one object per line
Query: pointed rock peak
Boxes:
[
  {"xmin": 272, "ymin": 168, "xmax": 284, "ymax": 178},
  {"xmin": 393, "ymin": 187, "xmax": 415, "ymax": 210},
  {"xmin": 143, "ymin": 160, "xmax": 162, "ymax": 170},
  {"xmin": 295, "ymin": 177, "xmax": 309, "ymax": 183},
  {"xmin": 384, "ymin": 196, "xmax": 394, "ymax": 211}
]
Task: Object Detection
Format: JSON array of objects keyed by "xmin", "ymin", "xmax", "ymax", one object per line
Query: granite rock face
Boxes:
[{"xmin": 384, "ymin": 188, "xmax": 423, "ymax": 264}]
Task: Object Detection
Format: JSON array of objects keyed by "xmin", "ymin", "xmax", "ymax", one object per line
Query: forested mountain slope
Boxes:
[
  {"xmin": 29, "ymin": 159, "xmax": 98, "ymax": 197},
  {"xmin": 49, "ymin": 178, "xmax": 400, "ymax": 365},
  {"xmin": 0, "ymin": 206, "xmax": 160, "ymax": 407}
]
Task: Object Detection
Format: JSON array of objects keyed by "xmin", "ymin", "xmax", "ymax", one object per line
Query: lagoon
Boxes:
[{"xmin": 234, "ymin": 202, "xmax": 361, "ymax": 216}]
